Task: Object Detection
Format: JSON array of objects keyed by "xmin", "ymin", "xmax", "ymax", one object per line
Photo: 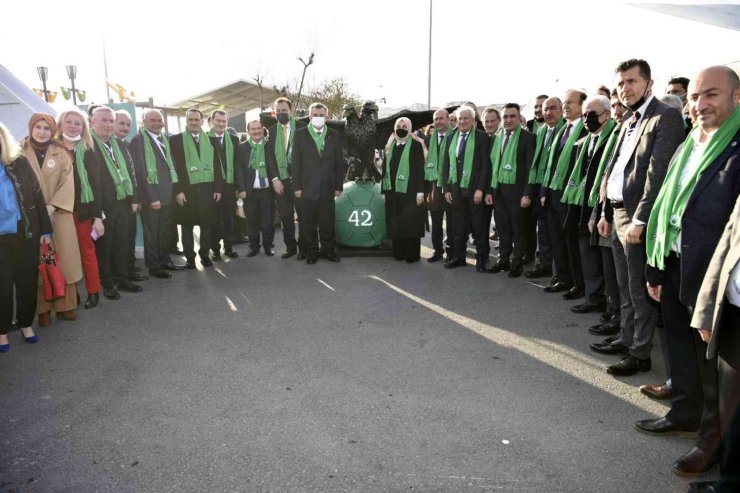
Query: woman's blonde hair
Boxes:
[
  {"xmin": 56, "ymin": 109, "xmax": 94, "ymax": 149},
  {"xmin": 0, "ymin": 122, "xmax": 21, "ymax": 164}
]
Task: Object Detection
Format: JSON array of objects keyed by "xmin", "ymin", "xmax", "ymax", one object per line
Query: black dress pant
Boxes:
[
  {"xmin": 0, "ymin": 235, "xmax": 40, "ymax": 333},
  {"xmin": 533, "ymin": 190, "xmax": 552, "ymax": 265},
  {"xmin": 493, "ymin": 192, "xmax": 527, "ymax": 266},
  {"xmin": 392, "ymin": 238, "xmax": 421, "ymax": 261},
  {"xmin": 662, "ymin": 254, "xmax": 720, "ymax": 452},
  {"xmin": 275, "ymin": 178, "xmax": 302, "ymax": 252},
  {"xmin": 96, "ymin": 200, "xmax": 130, "ymax": 289},
  {"xmin": 212, "ymin": 195, "xmax": 235, "ymax": 254},
  {"xmin": 545, "ymin": 190, "xmax": 582, "ymax": 287},
  {"xmin": 451, "ymin": 192, "xmax": 488, "ymax": 262},
  {"xmin": 601, "ymin": 244, "xmax": 621, "ymax": 317},
  {"xmin": 245, "ymin": 189, "xmax": 276, "ymax": 251},
  {"xmin": 579, "ymin": 236, "xmax": 605, "ymax": 303},
  {"xmin": 127, "ymin": 210, "xmax": 138, "ymax": 274},
  {"xmin": 302, "ymin": 195, "xmax": 335, "ymax": 257},
  {"xmin": 181, "ymin": 224, "xmax": 211, "ymax": 262},
  {"xmin": 430, "ymin": 209, "xmax": 451, "ymax": 255},
  {"xmin": 141, "ymin": 204, "xmax": 173, "ymax": 270}
]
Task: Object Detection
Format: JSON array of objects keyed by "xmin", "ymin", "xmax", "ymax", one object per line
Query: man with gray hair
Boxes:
[{"xmin": 441, "ymin": 106, "xmax": 492, "ymax": 271}]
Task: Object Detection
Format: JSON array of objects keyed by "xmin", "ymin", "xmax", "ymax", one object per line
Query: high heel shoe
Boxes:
[
  {"xmin": 21, "ymin": 328, "xmax": 38, "ymax": 344},
  {"xmin": 0, "ymin": 343, "xmax": 8, "ymax": 353}
]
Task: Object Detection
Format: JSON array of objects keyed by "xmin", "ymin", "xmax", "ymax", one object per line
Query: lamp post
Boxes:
[
  {"xmin": 36, "ymin": 66, "xmax": 49, "ymax": 102},
  {"xmin": 66, "ymin": 65, "xmax": 78, "ymax": 105}
]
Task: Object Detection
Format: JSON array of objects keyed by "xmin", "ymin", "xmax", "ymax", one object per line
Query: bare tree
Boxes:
[{"xmin": 294, "ymin": 52, "xmax": 315, "ymax": 112}]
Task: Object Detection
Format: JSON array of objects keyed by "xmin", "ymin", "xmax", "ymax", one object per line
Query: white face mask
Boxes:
[
  {"xmin": 63, "ymin": 133, "xmax": 82, "ymax": 142},
  {"xmin": 311, "ymin": 116, "xmax": 326, "ymax": 129}
]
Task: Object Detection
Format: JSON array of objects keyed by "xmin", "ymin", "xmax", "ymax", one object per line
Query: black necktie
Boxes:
[
  {"xmin": 502, "ymin": 132, "xmax": 511, "ymax": 155},
  {"xmin": 458, "ymin": 133, "xmax": 469, "ymax": 158},
  {"xmin": 558, "ymin": 123, "xmax": 572, "ymax": 150},
  {"xmin": 587, "ymin": 137, "xmax": 597, "ymax": 161}
]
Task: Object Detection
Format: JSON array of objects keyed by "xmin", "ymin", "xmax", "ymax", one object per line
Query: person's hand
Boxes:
[
  {"xmin": 131, "ymin": 203, "xmax": 139, "ymax": 214},
  {"xmin": 46, "ymin": 205, "xmax": 56, "ymax": 218},
  {"xmin": 444, "ymin": 192, "xmax": 453, "ymax": 204},
  {"xmin": 647, "ymin": 283, "xmax": 662, "ymax": 302},
  {"xmin": 698, "ymin": 329, "xmax": 711, "ymax": 343},
  {"xmin": 237, "ymin": 192, "xmax": 246, "ymax": 199},
  {"xmin": 473, "ymin": 190, "xmax": 483, "ymax": 204},
  {"xmin": 627, "ymin": 223, "xmax": 645, "ymax": 244},
  {"xmin": 151, "ymin": 201, "xmax": 161, "ymax": 210},
  {"xmin": 213, "ymin": 192, "xmax": 222, "ymax": 203},
  {"xmin": 294, "ymin": 190, "xmax": 303, "ymax": 199},
  {"xmin": 273, "ymin": 179, "xmax": 284, "ymax": 195},
  {"xmin": 484, "ymin": 194, "xmax": 493, "ymax": 205},
  {"xmin": 176, "ymin": 193, "xmax": 186, "ymax": 207},
  {"xmin": 597, "ymin": 217, "xmax": 612, "ymax": 238},
  {"xmin": 40, "ymin": 235, "xmax": 51, "ymax": 245},
  {"xmin": 335, "ymin": 190, "xmax": 342, "ymax": 198},
  {"xmin": 521, "ymin": 196, "xmax": 532, "ymax": 208},
  {"xmin": 416, "ymin": 193, "xmax": 424, "ymax": 206},
  {"xmin": 540, "ymin": 196, "xmax": 546, "ymax": 207},
  {"xmin": 92, "ymin": 217, "xmax": 105, "ymax": 237},
  {"xmin": 588, "ymin": 219, "xmax": 595, "ymax": 234}
]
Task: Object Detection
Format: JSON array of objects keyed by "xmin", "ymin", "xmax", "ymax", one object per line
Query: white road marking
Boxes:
[
  {"xmin": 238, "ymin": 290, "xmax": 252, "ymax": 305},
  {"xmin": 526, "ymin": 281, "xmax": 547, "ymax": 289},
  {"xmin": 317, "ymin": 278, "xmax": 336, "ymax": 292},
  {"xmin": 224, "ymin": 295, "xmax": 238, "ymax": 312},
  {"xmin": 214, "ymin": 266, "xmax": 228, "ymax": 279}
]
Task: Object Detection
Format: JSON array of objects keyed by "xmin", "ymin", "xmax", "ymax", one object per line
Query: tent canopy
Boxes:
[{"xmin": 172, "ymin": 80, "xmax": 281, "ymax": 117}]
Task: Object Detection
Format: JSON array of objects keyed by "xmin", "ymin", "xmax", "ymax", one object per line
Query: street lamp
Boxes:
[
  {"xmin": 36, "ymin": 66, "xmax": 49, "ymax": 102},
  {"xmin": 66, "ymin": 65, "xmax": 78, "ymax": 105}
]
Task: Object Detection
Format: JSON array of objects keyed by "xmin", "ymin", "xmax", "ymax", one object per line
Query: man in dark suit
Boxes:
[
  {"xmin": 425, "ymin": 108, "xmax": 453, "ymax": 262},
  {"xmin": 540, "ymin": 90, "xmax": 589, "ymax": 298},
  {"xmin": 90, "ymin": 106, "xmax": 142, "ymax": 299},
  {"xmin": 486, "ymin": 103, "xmax": 536, "ymax": 277},
  {"xmin": 169, "ymin": 108, "xmax": 223, "ymax": 269},
  {"xmin": 442, "ymin": 106, "xmax": 492, "ymax": 272},
  {"xmin": 291, "ymin": 102, "xmax": 344, "ymax": 264},
  {"xmin": 130, "ymin": 109, "xmax": 183, "ymax": 279},
  {"xmin": 635, "ymin": 66, "xmax": 740, "ymax": 477},
  {"xmin": 208, "ymin": 110, "xmax": 240, "ymax": 259},
  {"xmin": 595, "ymin": 59, "xmax": 685, "ymax": 376},
  {"xmin": 527, "ymin": 94, "xmax": 547, "ymax": 133},
  {"xmin": 266, "ymin": 97, "xmax": 308, "ymax": 259},
  {"xmin": 235, "ymin": 120, "xmax": 275, "ymax": 257}
]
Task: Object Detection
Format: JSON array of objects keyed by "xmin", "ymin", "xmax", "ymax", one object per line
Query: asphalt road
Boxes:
[{"xmin": 0, "ymin": 236, "xmax": 711, "ymax": 492}]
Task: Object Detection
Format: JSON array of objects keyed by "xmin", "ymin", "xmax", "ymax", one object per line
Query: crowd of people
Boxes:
[{"xmin": 1, "ymin": 58, "xmax": 738, "ymax": 492}]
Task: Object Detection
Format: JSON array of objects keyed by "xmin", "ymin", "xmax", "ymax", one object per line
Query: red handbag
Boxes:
[{"xmin": 39, "ymin": 242, "xmax": 66, "ymax": 301}]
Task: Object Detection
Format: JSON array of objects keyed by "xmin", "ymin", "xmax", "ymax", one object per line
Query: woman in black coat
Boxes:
[
  {"xmin": 0, "ymin": 123, "xmax": 52, "ymax": 353},
  {"xmin": 382, "ymin": 117, "xmax": 426, "ymax": 262}
]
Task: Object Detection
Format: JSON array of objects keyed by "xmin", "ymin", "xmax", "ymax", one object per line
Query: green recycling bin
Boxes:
[{"xmin": 335, "ymin": 180, "xmax": 386, "ymax": 247}]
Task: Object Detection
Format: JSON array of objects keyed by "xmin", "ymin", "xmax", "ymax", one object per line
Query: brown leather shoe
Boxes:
[
  {"xmin": 56, "ymin": 310, "xmax": 77, "ymax": 321},
  {"xmin": 640, "ymin": 383, "xmax": 671, "ymax": 400},
  {"xmin": 38, "ymin": 312, "xmax": 51, "ymax": 327}
]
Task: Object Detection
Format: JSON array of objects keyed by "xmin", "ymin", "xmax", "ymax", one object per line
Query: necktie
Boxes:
[
  {"xmin": 558, "ymin": 123, "xmax": 572, "ymax": 150},
  {"xmin": 587, "ymin": 137, "xmax": 597, "ymax": 161},
  {"xmin": 218, "ymin": 136, "xmax": 224, "ymax": 148},
  {"xmin": 282, "ymin": 125, "xmax": 288, "ymax": 152},
  {"xmin": 457, "ymin": 132, "xmax": 468, "ymax": 158},
  {"xmin": 502, "ymin": 132, "xmax": 511, "ymax": 155}
]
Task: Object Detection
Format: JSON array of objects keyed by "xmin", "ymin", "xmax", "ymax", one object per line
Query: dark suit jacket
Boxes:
[
  {"xmin": 169, "ymin": 132, "xmax": 223, "ymax": 225},
  {"xmin": 567, "ymin": 133, "xmax": 609, "ymax": 236},
  {"xmin": 265, "ymin": 120, "xmax": 308, "ymax": 181},
  {"xmin": 72, "ymin": 145, "xmax": 103, "ymax": 222},
  {"xmin": 92, "ymin": 138, "xmax": 138, "ymax": 215},
  {"xmin": 540, "ymin": 121, "xmax": 589, "ymax": 202},
  {"xmin": 130, "ymin": 131, "xmax": 174, "ymax": 207},
  {"xmin": 492, "ymin": 129, "xmax": 536, "ymax": 201},
  {"xmin": 645, "ymin": 129, "xmax": 740, "ymax": 308},
  {"xmin": 235, "ymin": 141, "xmax": 273, "ymax": 195},
  {"xmin": 441, "ymin": 128, "xmax": 492, "ymax": 198},
  {"xmin": 213, "ymin": 133, "xmax": 240, "ymax": 197},
  {"xmin": 292, "ymin": 126, "xmax": 345, "ymax": 201},
  {"xmin": 604, "ymin": 97, "xmax": 685, "ymax": 224},
  {"xmin": 119, "ymin": 139, "xmax": 139, "ymax": 203}
]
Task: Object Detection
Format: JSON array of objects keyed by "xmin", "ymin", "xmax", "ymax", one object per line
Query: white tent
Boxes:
[{"xmin": 0, "ymin": 63, "xmax": 57, "ymax": 140}]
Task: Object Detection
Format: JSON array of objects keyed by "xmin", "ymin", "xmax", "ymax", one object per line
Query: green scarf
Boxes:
[
  {"xmin": 273, "ymin": 116, "xmax": 295, "ymax": 180},
  {"xmin": 646, "ymin": 106, "xmax": 740, "ymax": 270},
  {"xmin": 307, "ymin": 125, "xmax": 327, "ymax": 155},
  {"xmin": 182, "ymin": 130, "xmax": 214, "ymax": 185},
  {"xmin": 92, "ymin": 132, "xmax": 133, "ymax": 200},
  {"xmin": 490, "ymin": 127, "xmax": 522, "ymax": 188},
  {"xmin": 587, "ymin": 123, "xmax": 621, "ymax": 207},
  {"xmin": 425, "ymin": 126, "xmax": 450, "ymax": 183},
  {"xmin": 383, "ymin": 138, "xmax": 412, "ymax": 193},
  {"xmin": 141, "ymin": 128, "xmax": 178, "ymax": 185},
  {"xmin": 528, "ymin": 118, "xmax": 565, "ymax": 185},
  {"xmin": 208, "ymin": 129, "xmax": 234, "ymax": 184},
  {"xmin": 248, "ymin": 139, "xmax": 267, "ymax": 179},
  {"xmin": 447, "ymin": 129, "xmax": 476, "ymax": 189},
  {"xmin": 545, "ymin": 119, "xmax": 585, "ymax": 191},
  {"xmin": 562, "ymin": 119, "xmax": 617, "ymax": 206},
  {"xmin": 73, "ymin": 141, "xmax": 94, "ymax": 203}
]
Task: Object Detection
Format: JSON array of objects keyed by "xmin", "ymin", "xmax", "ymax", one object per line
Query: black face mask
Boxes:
[
  {"xmin": 627, "ymin": 83, "xmax": 650, "ymax": 112},
  {"xmin": 395, "ymin": 128, "xmax": 409, "ymax": 138},
  {"xmin": 276, "ymin": 113, "xmax": 290, "ymax": 125},
  {"xmin": 584, "ymin": 112, "xmax": 603, "ymax": 133}
]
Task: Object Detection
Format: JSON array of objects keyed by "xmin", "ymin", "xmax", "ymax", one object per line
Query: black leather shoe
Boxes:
[
  {"xmin": 444, "ymin": 258, "xmax": 466, "ymax": 269},
  {"xmin": 84, "ymin": 292, "xmax": 99, "ymax": 309},
  {"xmin": 591, "ymin": 337, "xmax": 628, "ymax": 355},
  {"xmin": 170, "ymin": 248, "xmax": 184, "ymax": 256},
  {"xmin": 607, "ymin": 355, "xmax": 651, "ymax": 375},
  {"xmin": 325, "ymin": 253, "xmax": 341, "ymax": 262},
  {"xmin": 149, "ymin": 269, "xmax": 172, "ymax": 279},
  {"xmin": 571, "ymin": 300, "xmax": 605, "ymax": 313},
  {"xmin": 281, "ymin": 249, "xmax": 297, "ymax": 259},
  {"xmin": 427, "ymin": 251, "xmax": 444, "ymax": 263},
  {"xmin": 508, "ymin": 264, "xmax": 523, "ymax": 278},
  {"xmin": 103, "ymin": 287, "xmax": 120, "ymax": 300},
  {"xmin": 224, "ymin": 251, "xmax": 238, "ymax": 259},
  {"xmin": 211, "ymin": 252, "xmax": 223, "ymax": 261},
  {"xmin": 525, "ymin": 265, "xmax": 552, "ymax": 278},
  {"xmin": 672, "ymin": 447, "xmax": 719, "ymax": 477},
  {"xmin": 164, "ymin": 262, "xmax": 185, "ymax": 271},
  {"xmin": 201, "ymin": 257, "xmax": 214, "ymax": 267},
  {"xmin": 687, "ymin": 480, "xmax": 717, "ymax": 493},
  {"xmin": 185, "ymin": 260, "xmax": 196, "ymax": 269},
  {"xmin": 588, "ymin": 320, "xmax": 621, "ymax": 336},
  {"xmin": 487, "ymin": 261, "xmax": 510, "ymax": 273},
  {"xmin": 563, "ymin": 287, "xmax": 585, "ymax": 300},
  {"xmin": 476, "ymin": 261, "xmax": 487, "ymax": 273},
  {"xmin": 634, "ymin": 417, "xmax": 698, "ymax": 436},
  {"xmin": 247, "ymin": 249, "xmax": 259, "ymax": 257},
  {"xmin": 600, "ymin": 312, "xmax": 617, "ymax": 323},
  {"xmin": 307, "ymin": 257, "xmax": 318, "ymax": 265},
  {"xmin": 117, "ymin": 280, "xmax": 143, "ymax": 293},
  {"xmin": 543, "ymin": 281, "xmax": 572, "ymax": 293},
  {"xmin": 297, "ymin": 251, "xmax": 307, "ymax": 260},
  {"xmin": 265, "ymin": 248, "xmax": 275, "ymax": 257},
  {"xmin": 129, "ymin": 272, "xmax": 148, "ymax": 282}
]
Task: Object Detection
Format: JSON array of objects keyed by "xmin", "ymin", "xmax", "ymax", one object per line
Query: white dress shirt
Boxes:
[{"xmin": 727, "ymin": 260, "xmax": 740, "ymax": 307}]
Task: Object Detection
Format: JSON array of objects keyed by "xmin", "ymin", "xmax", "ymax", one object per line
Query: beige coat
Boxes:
[
  {"xmin": 24, "ymin": 143, "xmax": 83, "ymax": 284},
  {"xmin": 691, "ymin": 195, "xmax": 740, "ymax": 359}
]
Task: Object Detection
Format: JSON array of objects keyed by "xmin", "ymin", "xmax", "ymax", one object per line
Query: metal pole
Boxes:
[
  {"xmin": 70, "ymin": 77, "xmax": 77, "ymax": 105},
  {"xmin": 41, "ymin": 79, "xmax": 49, "ymax": 103},
  {"xmin": 427, "ymin": 0, "xmax": 433, "ymax": 109},
  {"xmin": 103, "ymin": 38, "xmax": 112, "ymax": 103}
]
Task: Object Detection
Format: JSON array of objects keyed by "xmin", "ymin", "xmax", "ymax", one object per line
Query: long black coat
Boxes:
[
  {"xmin": 382, "ymin": 139, "xmax": 426, "ymax": 239},
  {"xmin": 130, "ymin": 131, "xmax": 174, "ymax": 207},
  {"xmin": 1, "ymin": 156, "xmax": 53, "ymax": 242},
  {"xmin": 72, "ymin": 145, "xmax": 103, "ymax": 222},
  {"xmin": 170, "ymin": 132, "xmax": 223, "ymax": 226},
  {"xmin": 291, "ymin": 127, "xmax": 344, "ymax": 201},
  {"xmin": 441, "ymin": 128, "xmax": 492, "ymax": 198}
]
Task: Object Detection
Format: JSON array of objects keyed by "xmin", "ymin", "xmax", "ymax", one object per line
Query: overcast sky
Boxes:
[{"xmin": 2, "ymin": 0, "xmax": 739, "ymax": 114}]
